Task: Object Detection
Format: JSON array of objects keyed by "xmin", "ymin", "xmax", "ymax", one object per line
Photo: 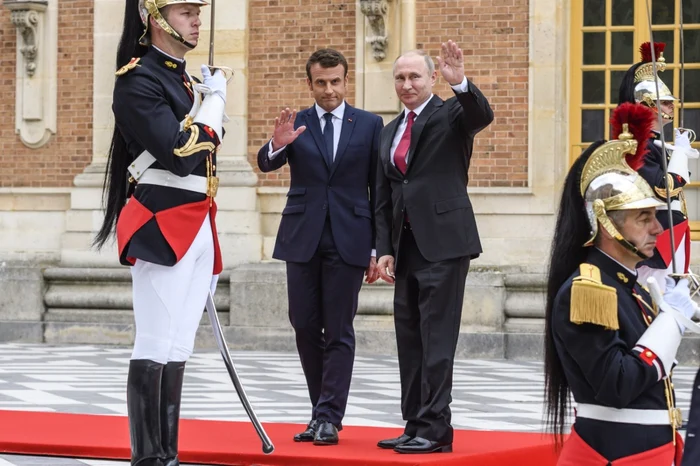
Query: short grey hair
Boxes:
[
  {"xmin": 593, "ymin": 210, "xmax": 628, "ymax": 246},
  {"xmin": 393, "ymin": 49, "xmax": 435, "ymax": 75}
]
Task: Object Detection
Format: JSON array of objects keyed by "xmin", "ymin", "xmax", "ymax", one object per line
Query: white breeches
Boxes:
[
  {"xmin": 637, "ymin": 233, "xmax": 688, "ymax": 294},
  {"xmin": 130, "ymin": 214, "xmax": 218, "ymax": 364}
]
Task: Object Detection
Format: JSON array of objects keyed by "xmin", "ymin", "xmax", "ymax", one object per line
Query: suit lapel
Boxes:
[
  {"xmin": 382, "ymin": 114, "xmax": 403, "ymax": 178},
  {"xmin": 330, "ymin": 105, "xmax": 356, "ymax": 178},
  {"xmin": 405, "ymin": 95, "xmax": 443, "ymax": 174},
  {"xmin": 303, "ymin": 108, "xmax": 330, "ymax": 170}
]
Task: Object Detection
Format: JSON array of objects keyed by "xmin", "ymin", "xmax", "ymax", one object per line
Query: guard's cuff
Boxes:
[
  {"xmin": 633, "ymin": 345, "xmax": 664, "ymax": 381},
  {"xmin": 635, "ymin": 311, "xmax": 683, "ymax": 379},
  {"xmin": 668, "ymin": 149, "xmax": 690, "ymax": 183}
]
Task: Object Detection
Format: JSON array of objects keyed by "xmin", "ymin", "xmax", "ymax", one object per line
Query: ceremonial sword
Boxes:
[
  {"xmin": 644, "ymin": 0, "xmax": 677, "ymax": 274},
  {"xmin": 204, "ymin": 0, "xmax": 273, "ymax": 454},
  {"xmin": 206, "ymin": 292, "xmax": 275, "ymax": 454}
]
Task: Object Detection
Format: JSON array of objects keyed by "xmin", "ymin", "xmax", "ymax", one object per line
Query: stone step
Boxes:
[{"xmin": 42, "ymin": 267, "xmax": 230, "ymax": 311}]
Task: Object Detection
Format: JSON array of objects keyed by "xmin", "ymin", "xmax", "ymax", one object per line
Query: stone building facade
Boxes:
[{"xmin": 3, "ymin": 0, "xmax": 696, "ymax": 358}]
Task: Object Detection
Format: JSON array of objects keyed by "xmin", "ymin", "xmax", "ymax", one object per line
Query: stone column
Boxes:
[
  {"xmin": 186, "ymin": 0, "xmax": 261, "ymax": 266},
  {"xmin": 60, "ymin": 0, "xmax": 122, "ymax": 267},
  {"xmin": 356, "ymin": 0, "xmax": 413, "ymax": 122},
  {"xmin": 61, "ymin": 0, "xmax": 260, "ymax": 267}
]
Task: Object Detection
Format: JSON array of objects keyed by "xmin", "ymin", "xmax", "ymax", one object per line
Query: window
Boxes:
[{"xmin": 570, "ymin": 0, "xmax": 700, "ymax": 238}]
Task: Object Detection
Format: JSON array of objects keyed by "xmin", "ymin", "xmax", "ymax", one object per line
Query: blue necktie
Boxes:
[{"xmin": 323, "ymin": 113, "xmax": 334, "ymax": 168}]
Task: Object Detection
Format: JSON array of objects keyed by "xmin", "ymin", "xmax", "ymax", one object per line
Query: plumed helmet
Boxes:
[
  {"xmin": 138, "ymin": 0, "xmax": 208, "ymax": 48},
  {"xmin": 580, "ymin": 103, "xmax": 664, "ymax": 257}
]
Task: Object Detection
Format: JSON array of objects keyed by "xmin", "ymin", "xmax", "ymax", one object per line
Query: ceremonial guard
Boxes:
[
  {"xmin": 544, "ymin": 103, "xmax": 698, "ymax": 465},
  {"xmin": 94, "ymin": 0, "xmax": 228, "ymax": 464},
  {"xmin": 618, "ymin": 42, "xmax": 699, "ymax": 291}
]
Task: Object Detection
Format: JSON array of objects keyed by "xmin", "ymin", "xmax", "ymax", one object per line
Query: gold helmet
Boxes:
[
  {"xmin": 633, "ymin": 42, "xmax": 677, "ymax": 115},
  {"xmin": 138, "ymin": 0, "xmax": 208, "ymax": 48},
  {"xmin": 580, "ymin": 103, "xmax": 664, "ymax": 257}
]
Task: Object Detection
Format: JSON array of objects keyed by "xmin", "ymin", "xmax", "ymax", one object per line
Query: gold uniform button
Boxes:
[{"xmin": 645, "ymin": 350, "xmax": 653, "ymax": 358}]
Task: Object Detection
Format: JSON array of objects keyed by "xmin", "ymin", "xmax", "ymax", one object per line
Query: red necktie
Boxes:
[{"xmin": 394, "ymin": 111, "xmax": 416, "ymax": 174}]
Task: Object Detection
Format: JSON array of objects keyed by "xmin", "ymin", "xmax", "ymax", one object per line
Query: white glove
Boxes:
[
  {"xmin": 675, "ymin": 129, "xmax": 695, "ymax": 152},
  {"xmin": 192, "ymin": 65, "xmax": 227, "ymax": 141},
  {"xmin": 664, "ymin": 277, "xmax": 697, "ymax": 322},
  {"xmin": 198, "ymin": 65, "xmax": 227, "ymax": 104}
]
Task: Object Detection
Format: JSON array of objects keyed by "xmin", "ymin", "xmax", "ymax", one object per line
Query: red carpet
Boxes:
[{"xmin": 0, "ymin": 410, "xmax": 559, "ymax": 465}]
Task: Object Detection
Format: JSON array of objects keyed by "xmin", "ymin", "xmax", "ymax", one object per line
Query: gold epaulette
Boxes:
[
  {"xmin": 570, "ymin": 263, "xmax": 619, "ymax": 330},
  {"xmin": 116, "ymin": 57, "xmax": 141, "ymax": 77}
]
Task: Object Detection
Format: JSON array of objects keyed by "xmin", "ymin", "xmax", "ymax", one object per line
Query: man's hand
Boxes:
[
  {"xmin": 436, "ymin": 40, "xmax": 465, "ymax": 86},
  {"xmin": 365, "ymin": 256, "xmax": 379, "ymax": 284},
  {"xmin": 272, "ymin": 108, "xmax": 306, "ymax": 151},
  {"xmin": 377, "ymin": 255, "xmax": 395, "ymax": 284}
]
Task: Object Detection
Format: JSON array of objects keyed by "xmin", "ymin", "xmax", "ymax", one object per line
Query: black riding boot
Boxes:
[
  {"xmin": 127, "ymin": 359, "xmax": 166, "ymax": 466},
  {"xmin": 161, "ymin": 361, "xmax": 186, "ymax": 466}
]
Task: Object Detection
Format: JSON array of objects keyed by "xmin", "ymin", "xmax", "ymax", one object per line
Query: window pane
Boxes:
[
  {"xmin": 582, "ymin": 110, "xmax": 605, "ymax": 142},
  {"xmin": 653, "ymin": 30, "xmax": 674, "ymax": 63},
  {"xmin": 611, "ymin": 32, "xmax": 634, "ymax": 64},
  {"xmin": 683, "ymin": 3, "xmax": 700, "ymax": 25},
  {"xmin": 684, "ymin": 30, "xmax": 700, "ymax": 63},
  {"xmin": 583, "ymin": 71, "xmax": 606, "ymax": 104},
  {"xmin": 610, "ymin": 70, "xmax": 626, "ymax": 103},
  {"xmin": 612, "ymin": 0, "xmax": 634, "ymax": 25},
  {"xmin": 652, "ymin": 0, "xmax": 675, "ymax": 25},
  {"xmin": 683, "ymin": 110, "xmax": 700, "ymax": 139},
  {"xmin": 684, "ymin": 70, "xmax": 700, "ymax": 102},
  {"xmin": 584, "ymin": 0, "xmax": 606, "ymax": 26},
  {"xmin": 583, "ymin": 33, "xmax": 606, "ymax": 65}
]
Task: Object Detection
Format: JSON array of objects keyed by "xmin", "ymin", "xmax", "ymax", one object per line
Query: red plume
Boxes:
[
  {"xmin": 610, "ymin": 103, "xmax": 655, "ymax": 171},
  {"xmin": 639, "ymin": 42, "xmax": 666, "ymax": 63}
]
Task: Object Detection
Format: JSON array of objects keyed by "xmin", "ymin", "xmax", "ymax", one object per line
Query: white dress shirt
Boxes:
[
  {"xmin": 390, "ymin": 76, "xmax": 470, "ymax": 166},
  {"xmin": 268, "ymin": 101, "xmax": 346, "ymax": 160}
]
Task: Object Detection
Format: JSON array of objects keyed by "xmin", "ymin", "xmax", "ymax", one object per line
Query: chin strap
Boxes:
[
  {"xmin": 140, "ymin": 4, "xmax": 196, "ymax": 49},
  {"xmin": 592, "ymin": 200, "xmax": 650, "ymax": 260}
]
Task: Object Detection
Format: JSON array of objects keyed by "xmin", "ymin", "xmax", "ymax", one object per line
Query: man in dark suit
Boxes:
[
  {"xmin": 375, "ymin": 41, "xmax": 494, "ymax": 454},
  {"xmin": 257, "ymin": 48, "xmax": 383, "ymax": 446}
]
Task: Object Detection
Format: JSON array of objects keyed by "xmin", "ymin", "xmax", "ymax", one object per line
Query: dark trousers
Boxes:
[
  {"xmin": 394, "ymin": 226, "xmax": 470, "ymax": 444},
  {"xmin": 286, "ymin": 218, "xmax": 365, "ymax": 427},
  {"xmin": 682, "ymin": 369, "xmax": 700, "ymax": 464}
]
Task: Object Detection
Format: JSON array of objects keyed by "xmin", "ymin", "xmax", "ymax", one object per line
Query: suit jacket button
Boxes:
[
  {"xmin": 323, "ymin": 204, "xmax": 327, "ymax": 210},
  {"xmin": 403, "ymin": 179, "xmax": 408, "ymax": 184}
]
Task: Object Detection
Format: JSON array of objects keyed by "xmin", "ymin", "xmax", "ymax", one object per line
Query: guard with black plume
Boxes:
[{"xmin": 94, "ymin": 0, "xmax": 230, "ymax": 464}]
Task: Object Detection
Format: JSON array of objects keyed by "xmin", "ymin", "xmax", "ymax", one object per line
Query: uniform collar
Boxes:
[
  {"xmin": 589, "ymin": 248, "xmax": 638, "ymax": 290},
  {"xmin": 150, "ymin": 46, "xmax": 186, "ymax": 74}
]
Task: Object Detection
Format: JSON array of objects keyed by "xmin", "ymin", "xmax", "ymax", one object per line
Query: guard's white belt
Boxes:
[
  {"xmin": 137, "ymin": 169, "xmax": 208, "ymax": 194},
  {"xmin": 576, "ymin": 403, "xmax": 670, "ymax": 425},
  {"xmin": 656, "ymin": 200, "xmax": 682, "ymax": 211}
]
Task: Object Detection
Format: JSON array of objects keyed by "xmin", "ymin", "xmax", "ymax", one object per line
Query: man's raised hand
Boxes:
[
  {"xmin": 436, "ymin": 40, "xmax": 465, "ymax": 86},
  {"xmin": 271, "ymin": 108, "xmax": 306, "ymax": 151}
]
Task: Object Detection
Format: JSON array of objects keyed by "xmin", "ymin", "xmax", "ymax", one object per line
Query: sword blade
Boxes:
[
  {"xmin": 644, "ymin": 0, "xmax": 677, "ymax": 274},
  {"xmin": 208, "ymin": 0, "xmax": 215, "ymax": 66},
  {"xmin": 205, "ymin": 292, "xmax": 275, "ymax": 454}
]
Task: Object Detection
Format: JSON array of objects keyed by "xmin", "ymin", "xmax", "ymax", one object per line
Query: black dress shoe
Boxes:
[
  {"xmin": 377, "ymin": 434, "xmax": 413, "ymax": 449},
  {"xmin": 293, "ymin": 419, "xmax": 319, "ymax": 442},
  {"xmin": 313, "ymin": 420, "xmax": 339, "ymax": 445},
  {"xmin": 394, "ymin": 436, "xmax": 452, "ymax": 454}
]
